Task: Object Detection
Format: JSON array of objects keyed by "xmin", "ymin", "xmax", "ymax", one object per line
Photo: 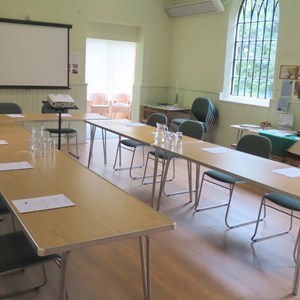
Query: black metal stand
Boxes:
[
  {"xmin": 41, "ymin": 101, "xmax": 78, "ymax": 151},
  {"xmin": 58, "ymin": 111, "xmax": 63, "ymax": 150}
]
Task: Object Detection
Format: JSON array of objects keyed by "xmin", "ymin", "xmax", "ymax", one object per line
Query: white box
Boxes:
[{"xmin": 47, "ymin": 94, "xmax": 75, "ymax": 109}]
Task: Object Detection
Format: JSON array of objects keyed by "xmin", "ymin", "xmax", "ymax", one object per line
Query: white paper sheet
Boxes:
[
  {"xmin": 201, "ymin": 147, "xmax": 231, "ymax": 154},
  {"xmin": 6, "ymin": 114, "xmax": 24, "ymax": 118},
  {"xmin": 56, "ymin": 113, "xmax": 72, "ymax": 117},
  {"xmin": 12, "ymin": 194, "xmax": 75, "ymax": 213},
  {"xmin": 0, "ymin": 140, "xmax": 8, "ymax": 145},
  {"xmin": 272, "ymin": 167, "xmax": 300, "ymax": 177},
  {"xmin": 0, "ymin": 161, "xmax": 32, "ymax": 171}
]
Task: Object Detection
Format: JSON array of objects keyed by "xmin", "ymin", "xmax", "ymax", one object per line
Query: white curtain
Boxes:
[{"xmin": 85, "ymin": 38, "xmax": 136, "ymax": 100}]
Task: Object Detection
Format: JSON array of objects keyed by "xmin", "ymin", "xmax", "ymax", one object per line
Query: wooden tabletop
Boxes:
[
  {"xmin": 0, "ymin": 124, "xmax": 175, "ymax": 256},
  {"xmin": 155, "ymin": 139, "xmax": 300, "ymax": 199},
  {"xmin": 85, "ymin": 119, "xmax": 157, "ymax": 144},
  {"xmin": 0, "ymin": 112, "xmax": 107, "ymax": 123}
]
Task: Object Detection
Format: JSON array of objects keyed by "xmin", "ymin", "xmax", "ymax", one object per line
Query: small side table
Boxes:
[{"xmin": 143, "ymin": 104, "xmax": 190, "ymax": 128}]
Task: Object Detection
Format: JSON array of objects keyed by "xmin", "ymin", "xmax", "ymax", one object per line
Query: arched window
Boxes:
[{"xmin": 230, "ymin": 0, "xmax": 279, "ymax": 102}]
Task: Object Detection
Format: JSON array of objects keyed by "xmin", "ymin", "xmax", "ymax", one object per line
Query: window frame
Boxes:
[{"xmin": 221, "ymin": 0, "xmax": 279, "ymax": 108}]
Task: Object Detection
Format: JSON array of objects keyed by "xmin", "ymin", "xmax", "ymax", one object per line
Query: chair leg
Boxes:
[
  {"xmin": 142, "ymin": 154, "xmax": 175, "ymax": 185},
  {"xmin": 293, "ymin": 228, "xmax": 300, "ymax": 263},
  {"xmin": 129, "ymin": 147, "xmax": 145, "ymax": 179},
  {"xmin": 113, "ymin": 143, "xmax": 145, "ymax": 179},
  {"xmin": 0, "ymin": 264, "xmax": 48, "ymax": 299},
  {"xmin": 224, "ymin": 185, "xmax": 266, "ymax": 229},
  {"xmin": 163, "ymin": 161, "xmax": 194, "ymax": 201},
  {"xmin": 293, "ymin": 227, "xmax": 300, "ymax": 295},
  {"xmin": 251, "ymin": 197, "xmax": 293, "ymax": 243},
  {"xmin": 194, "ymin": 175, "xmax": 229, "ymax": 212},
  {"xmin": 68, "ymin": 133, "xmax": 79, "ymax": 159}
]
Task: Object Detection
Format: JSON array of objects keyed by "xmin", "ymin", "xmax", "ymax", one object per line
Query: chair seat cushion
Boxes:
[
  {"xmin": 171, "ymin": 118, "xmax": 187, "ymax": 126},
  {"xmin": 0, "ymin": 231, "xmax": 60, "ymax": 273},
  {"xmin": 265, "ymin": 192, "xmax": 300, "ymax": 211},
  {"xmin": 204, "ymin": 170, "xmax": 242, "ymax": 184},
  {"xmin": 121, "ymin": 139, "xmax": 146, "ymax": 148},
  {"xmin": 91, "ymin": 104, "xmax": 109, "ymax": 108},
  {"xmin": 44, "ymin": 128, "xmax": 77, "ymax": 134},
  {"xmin": 149, "ymin": 149, "xmax": 178, "ymax": 160}
]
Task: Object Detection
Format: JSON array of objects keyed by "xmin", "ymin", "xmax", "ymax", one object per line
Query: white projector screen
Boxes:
[{"xmin": 0, "ymin": 18, "xmax": 72, "ymax": 88}]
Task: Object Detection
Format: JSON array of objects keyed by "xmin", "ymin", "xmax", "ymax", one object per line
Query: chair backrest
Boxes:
[
  {"xmin": 146, "ymin": 113, "xmax": 167, "ymax": 127},
  {"xmin": 89, "ymin": 93, "xmax": 108, "ymax": 105},
  {"xmin": 191, "ymin": 97, "xmax": 218, "ymax": 126},
  {"xmin": 0, "ymin": 103, "xmax": 22, "ymax": 114},
  {"xmin": 113, "ymin": 93, "xmax": 131, "ymax": 104},
  {"xmin": 236, "ymin": 134, "xmax": 272, "ymax": 158},
  {"xmin": 178, "ymin": 120, "xmax": 204, "ymax": 140},
  {"xmin": 41, "ymin": 103, "xmax": 68, "ymax": 114}
]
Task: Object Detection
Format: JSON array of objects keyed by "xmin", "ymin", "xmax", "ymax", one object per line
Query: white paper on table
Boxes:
[
  {"xmin": 0, "ymin": 140, "xmax": 8, "ymax": 145},
  {"xmin": 12, "ymin": 194, "xmax": 75, "ymax": 213},
  {"xmin": 0, "ymin": 161, "xmax": 33, "ymax": 171},
  {"xmin": 201, "ymin": 147, "xmax": 231, "ymax": 154},
  {"xmin": 272, "ymin": 167, "xmax": 300, "ymax": 178},
  {"xmin": 56, "ymin": 113, "xmax": 72, "ymax": 117},
  {"xmin": 123, "ymin": 122, "xmax": 146, "ymax": 127},
  {"xmin": 6, "ymin": 114, "xmax": 24, "ymax": 118}
]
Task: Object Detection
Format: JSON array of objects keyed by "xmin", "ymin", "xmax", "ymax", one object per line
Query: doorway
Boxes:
[{"xmin": 85, "ymin": 38, "xmax": 136, "ymax": 119}]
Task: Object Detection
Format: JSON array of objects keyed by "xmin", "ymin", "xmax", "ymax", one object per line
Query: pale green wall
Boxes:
[
  {"xmin": 0, "ymin": 0, "xmax": 171, "ymax": 138},
  {"xmin": 1, "ymin": 0, "xmax": 299, "ymax": 147},
  {"xmin": 166, "ymin": 0, "xmax": 300, "ymax": 146}
]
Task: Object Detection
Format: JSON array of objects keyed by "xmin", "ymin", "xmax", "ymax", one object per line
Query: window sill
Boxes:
[
  {"xmin": 220, "ymin": 95, "xmax": 270, "ymax": 108},
  {"xmin": 220, "ymin": 93, "xmax": 271, "ymax": 107}
]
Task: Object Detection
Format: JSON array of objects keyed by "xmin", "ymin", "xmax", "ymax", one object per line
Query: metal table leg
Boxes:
[
  {"xmin": 58, "ymin": 251, "xmax": 70, "ymax": 300},
  {"xmin": 139, "ymin": 236, "xmax": 151, "ymax": 300},
  {"xmin": 87, "ymin": 125, "xmax": 96, "ymax": 168}
]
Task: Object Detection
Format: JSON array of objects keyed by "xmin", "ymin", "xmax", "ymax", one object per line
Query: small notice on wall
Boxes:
[
  {"xmin": 278, "ymin": 113, "xmax": 294, "ymax": 130},
  {"xmin": 69, "ymin": 51, "xmax": 80, "ymax": 75}
]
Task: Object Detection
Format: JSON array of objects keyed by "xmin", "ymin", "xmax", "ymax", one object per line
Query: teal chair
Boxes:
[
  {"xmin": 0, "ymin": 193, "xmax": 15, "ymax": 229},
  {"xmin": 41, "ymin": 103, "xmax": 79, "ymax": 159},
  {"xmin": 251, "ymin": 192, "xmax": 300, "ymax": 296},
  {"xmin": 0, "ymin": 231, "xmax": 64, "ymax": 298},
  {"xmin": 0, "ymin": 102, "xmax": 22, "ymax": 114},
  {"xmin": 195, "ymin": 134, "xmax": 272, "ymax": 229},
  {"xmin": 0, "ymin": 103, "xmax": 22, "ymax": 229},
  {"xmin": 252, "ymin": 192, "xmax": 300, "ymax": 244},
  {"xmin": 170, "ymin": 97, "xmax": 217, "ymax": 134},
  {"xmin": 113, "ymin": 113, "xmax": 167, "ymax": 179},
  {"xmin": 143, "ymin": 120, "xmax": 204, "ymax": 211}
]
